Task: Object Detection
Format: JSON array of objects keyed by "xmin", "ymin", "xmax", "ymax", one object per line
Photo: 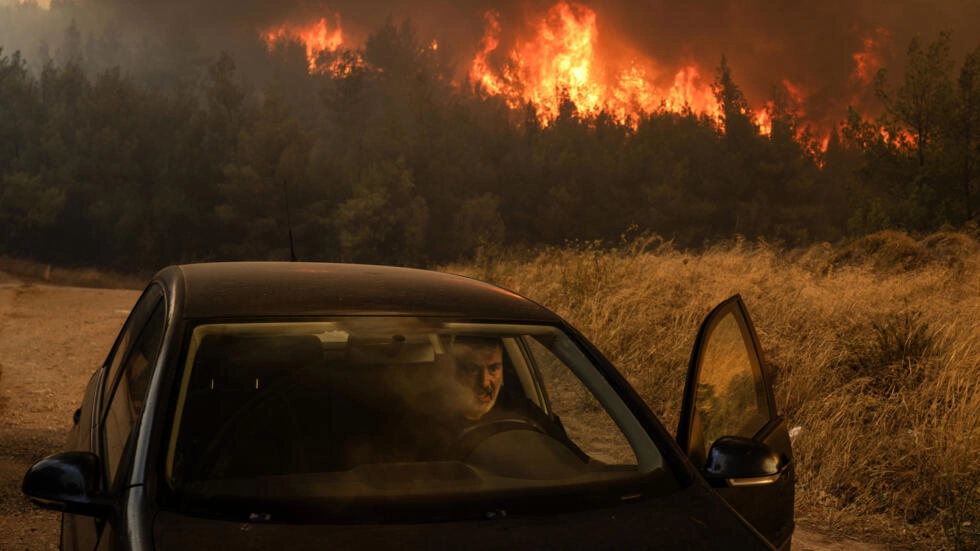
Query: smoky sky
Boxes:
[
  {"xmin": 10, "ymin": 0, "xmax": 980, "ymax": 123},
  {"xmin": 595, "ymin": 0, "xmax": 979, "ymax": 119},
  {"xmin": 79, "ymin": 0, "xmax": 977, "ymax": 55}
]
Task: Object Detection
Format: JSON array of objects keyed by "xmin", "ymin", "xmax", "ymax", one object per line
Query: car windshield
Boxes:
[{"xmin": 166, "ymin": 317, "xmax": 666, "ymax": 518}]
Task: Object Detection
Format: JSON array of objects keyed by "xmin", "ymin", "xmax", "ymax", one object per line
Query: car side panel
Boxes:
[
  {"xmin": 152, "ymin": 481, "xmax": 775, "ymax": 551},
  {"xmin": 62, "ymin": 368, "xmax": 105, "ymax": 551}
]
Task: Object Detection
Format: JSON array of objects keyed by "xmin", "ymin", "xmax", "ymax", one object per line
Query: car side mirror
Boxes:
[
  {"xmin": 22, "ymin": 451, "xmax": 113, "ymax": 516},
  {"xmin": 702, "ymin": 436, "xmax": 782, "ymax": 488}
]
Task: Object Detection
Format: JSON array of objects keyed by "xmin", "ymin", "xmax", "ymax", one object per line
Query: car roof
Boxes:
[{"xmin": 155, "ymin": 262, "xmax": 561, "ymax": 322}]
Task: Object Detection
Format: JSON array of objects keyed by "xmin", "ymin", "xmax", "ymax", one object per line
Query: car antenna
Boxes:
[{"xmin": 282, "ymin": 178, "xmax": 298, "ymax": 262}]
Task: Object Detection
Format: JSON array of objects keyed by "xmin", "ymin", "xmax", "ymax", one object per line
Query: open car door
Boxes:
[{"xmin": 677, "ymin": 295, "xmax": 795, "ymax": 551}]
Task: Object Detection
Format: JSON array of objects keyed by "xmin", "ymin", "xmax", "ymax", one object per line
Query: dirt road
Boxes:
[
  {"xmin": 0, "ymin": 275, "xmax": 884, "ymax": 550},
  {"xmin": 0, "ymin": 276, "xmax": 137, "ymax": 551}
]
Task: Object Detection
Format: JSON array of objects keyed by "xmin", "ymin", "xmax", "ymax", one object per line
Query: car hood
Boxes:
[{"xmin": 153, "ymin": 482, "xmax": 773, "ymax": 550}]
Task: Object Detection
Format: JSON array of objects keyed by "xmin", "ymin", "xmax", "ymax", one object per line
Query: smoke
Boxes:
[
  {"xmin": 3, "ymin": 0, "xmax": 977, "ymax": 125},
  {"xmin": 592, "ymin": 0, "xmax": 979, "ymax": 122},
  {"xmin": 80, "ymin": 1, "xmax": 977, "ymax": 62}
]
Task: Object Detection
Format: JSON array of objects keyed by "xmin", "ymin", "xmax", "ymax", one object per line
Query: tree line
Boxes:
[{"xmin": 0, "ymin": 17, "xmax": 978, "ymax": 272}]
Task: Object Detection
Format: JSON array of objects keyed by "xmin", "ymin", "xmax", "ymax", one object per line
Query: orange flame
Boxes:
[
  {"xmin": 470, "ymin": 3, "xmax": 605, "ymax": 119},
  {"xmin": 251, "ymin": 2, "xmax": 857, "ymax": 149},
  {"xmin": 879, "ymin": 126, "xmax": 917, "ymax": 147},
  {"xmin": 470, "ymin": 11, "xmax": 507, "ymax": 96},
  {"xmin": 664, "ymin": 66, "xmax": 721, "ymax": 121},
  {"xmin": 262, "ymin": 15, "xmax": 345, "ymax": 71},
  {"xmin": 469, "ymin": 1, "xmax": 728, "ymax": 127},
  {"xmin": 755, "ymin": 108, "xmax": 773, "ymax": 136}
]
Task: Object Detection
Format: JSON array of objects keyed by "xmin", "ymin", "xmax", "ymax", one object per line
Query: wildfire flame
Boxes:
[
  {"xmin": 468, "ymin": 1, "xmax": 726, "ymax": 126},
  {"xmin": 755, "ymin": 109, "xmax": 773, "ymax": 137},
  {"xmin": 469, "ymin": 4, "xmax": 607, "ymax": 119},
  {"xmin": 664, "ymin": 66, "xmax": 721, "ymax": 120},
  {"xmin": 262, "ymin": 15, "xmax": 345, "ymax": 72},
  {"xmin": 756, "ymin": 79, "xmax": 808, "ymax": 138},
  {"xmin": 252, "ymin": 1, "xmax": 901, "ymax": 148}
]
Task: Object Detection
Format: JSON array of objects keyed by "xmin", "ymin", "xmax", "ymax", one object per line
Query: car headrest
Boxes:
[{"xmin": 191, "ymin": 334, "xmax": 324, "ymax": 391}]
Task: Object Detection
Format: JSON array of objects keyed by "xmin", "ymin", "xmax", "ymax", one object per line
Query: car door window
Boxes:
[
  {"xmin": 694, "ymin": 310, "xmax": 772, "ymax": 452},
  {"xmin": 101, "ymin": 286, "xmax": 164, "ymax": 407},
  {"xmin": 523, "ymin": 336, "xmax": 638, "ymax": 466},
  {"xmin": 102, "ymin": 297, "xmax": 166, "ymax": 483}
]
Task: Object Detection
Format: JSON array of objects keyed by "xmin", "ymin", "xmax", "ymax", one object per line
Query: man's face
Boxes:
[{"xmin": 452, "ymin": 342, "xmax": 503, "ymax": 420}]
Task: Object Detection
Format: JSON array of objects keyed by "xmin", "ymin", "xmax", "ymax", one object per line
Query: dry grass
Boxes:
[{"xmin": 445, "ymin": 230, "xmax": 980, "ymax": 550}]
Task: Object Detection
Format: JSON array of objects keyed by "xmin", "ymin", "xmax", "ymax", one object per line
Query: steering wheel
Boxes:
[{"xmin": 450, "ymin": 417, "xmax": 546, "ymax": 459}]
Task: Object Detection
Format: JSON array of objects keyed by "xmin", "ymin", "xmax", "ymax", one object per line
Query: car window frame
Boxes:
[
  {"xmin": 99, "ymin": 286, "xmax": 165, "ymax": 410},
  {"xmin": 692, "ymin": 308, "xmax": 773, "ymax": 451},
  {"xmin": 158, "ymin": 317, "xmax": 672, "ymax": 511},
  {"xmin": 677, "ymin": 294, "xmax": 779, "ymax": 464},
  {"xmin": 97, "ymin": 284, "xmax": 167, "ymax": 487}
]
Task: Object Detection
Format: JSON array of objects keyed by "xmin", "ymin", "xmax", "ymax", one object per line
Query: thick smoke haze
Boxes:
[
  {"xmin": 595, "ymin": 0, "xmax": 980, "ymax": 120},
  {"xmin": 1, "ymin": 0, "xmax": 978, "ymax": 123}
]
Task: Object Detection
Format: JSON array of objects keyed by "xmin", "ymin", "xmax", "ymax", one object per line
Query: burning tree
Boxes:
[{"xmin": 0, "ymin": 2, "xmax": 978, "ymax": 271}]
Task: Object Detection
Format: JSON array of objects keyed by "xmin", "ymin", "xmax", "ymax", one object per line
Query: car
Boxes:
[{"xmin": 23, "ymin": 262, "xmax": 794, "ymax": 550}]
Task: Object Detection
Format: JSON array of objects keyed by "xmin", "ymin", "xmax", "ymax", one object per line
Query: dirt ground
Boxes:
[
  {"xmin": 0, "ymin": 275, "xmax": 137, "ymax": 551},
  {"xmin": 0, "ymin": 274, "xmax": 885, "ymax": 550}
]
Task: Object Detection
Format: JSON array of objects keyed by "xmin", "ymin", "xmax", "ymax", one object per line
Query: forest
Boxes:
[{"xmin": 0, "ymin": 5, "xmax": 978, "ymax": 272}]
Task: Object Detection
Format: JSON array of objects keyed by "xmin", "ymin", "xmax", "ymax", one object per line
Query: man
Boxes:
[
  {"xmin": 432, "ymin": 335, "xmax": 589, "ymax": 463},
  {"xmin": 449, "ymin": 336, "xmax": 505, "ymax": 421}
]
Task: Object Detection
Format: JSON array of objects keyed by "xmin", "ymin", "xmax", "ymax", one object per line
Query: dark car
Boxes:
[{"xmin": 23, "ymin": 262, "xmax": 794, "ymax": 550}]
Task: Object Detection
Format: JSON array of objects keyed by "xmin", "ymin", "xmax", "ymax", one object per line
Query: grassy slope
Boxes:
[{"xmin": 445, "ymin": 230, "xmax": 980, "ymax": 550}]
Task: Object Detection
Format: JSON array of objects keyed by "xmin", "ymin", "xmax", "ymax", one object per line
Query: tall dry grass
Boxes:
[{"xmin": 445, "ymin": 230, "xmax": 980, "ymax": 549}]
